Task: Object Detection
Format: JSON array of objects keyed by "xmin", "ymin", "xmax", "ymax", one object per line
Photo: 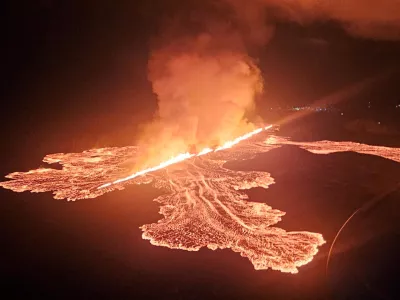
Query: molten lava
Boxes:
[
  {"xmin": 2, "ymin": 127, "xmax": 400, "ymax": 272},
  {"xmin": 99, "ymin": 125, "xmax": 272, "ymax": 190},
  {"xmin": 6, "ymin": 127, "xmax": 400, "ymax": 273}
]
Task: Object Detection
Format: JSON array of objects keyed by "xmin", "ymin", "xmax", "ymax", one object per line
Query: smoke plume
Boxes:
[
  {"xmin": 137, "ymin": 23, "xmax": 263, "ymax": 168},
  {"xmin": 136, "ymin": 0, "xmax": 400, "ymax": 169},
  {"xmin": 226, "ymin": 0, "xmax": 400, "ymax": 41}
]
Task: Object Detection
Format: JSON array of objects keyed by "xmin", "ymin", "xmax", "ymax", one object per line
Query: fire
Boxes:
[
  {"xmin": 196, "ymin": 147, "xmax": 213, "ymax": 156},
  {"xmin": 98, "ymin": 152, "xmax": 195, "ymax": 189},
  {"xmin": 99, "ymin": 125, "xmax": 273, "ymax": 189},
  {"xmin": 215, "ymin": 127, "xmax": 264, "ymax": 151}
]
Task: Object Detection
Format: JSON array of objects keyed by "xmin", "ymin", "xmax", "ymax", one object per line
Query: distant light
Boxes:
[
  {"xmin": 341, "ymin": 112, "xmax": 344, "ymax": 116},
  {"xmin": 378, "ymin": 122, "xmax": 381, "ymax": 125}
]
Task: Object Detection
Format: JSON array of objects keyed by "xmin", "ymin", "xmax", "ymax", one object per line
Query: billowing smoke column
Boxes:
[
  {"xmin": 136, "ymin": 0, "xmax": 400, "ymax": 169},
  {"xmin": 137, "ymin": 31, "xmax": 263, "ymax": 168}
]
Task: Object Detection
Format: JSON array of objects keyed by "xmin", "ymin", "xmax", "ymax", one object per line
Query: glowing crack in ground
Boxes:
[{"xmin": 3, "ymin": 131, "xmax": 399, "ymax": 273}]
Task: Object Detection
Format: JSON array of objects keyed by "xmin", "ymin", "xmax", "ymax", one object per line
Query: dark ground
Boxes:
[{"xmin": 1, "ymin": 113, "xmax": 399, "ymax": 300}]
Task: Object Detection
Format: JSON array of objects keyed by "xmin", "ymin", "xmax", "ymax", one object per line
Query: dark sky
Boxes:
[{"xmin": 2, "ymin": 0, "xmax": 400, "ymax": 157}]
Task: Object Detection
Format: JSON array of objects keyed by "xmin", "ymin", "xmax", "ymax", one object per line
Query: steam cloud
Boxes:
[
  {"xmin": 137, "ymin": 0, "xmax": 399, "ymax": 168},
  {"xmin": 138, "ymin": 30, "xmax": 263, "ymax": 167}
]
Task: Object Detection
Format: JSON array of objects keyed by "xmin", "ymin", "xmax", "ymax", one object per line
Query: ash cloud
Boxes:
[
  {"xmin": 136, "ymin": 0, "xmax": 399, "ymax": 168},
  {"xmin": 137, "ymin": 12, "xmax": 264, "ymax": 168},
  {"xmin": 148, "ymin": 34, "xmax": 262, "ymax": 144},
  {"xmin": 226, "ymin": 0, "xmax": 400, "ymax": 41}
]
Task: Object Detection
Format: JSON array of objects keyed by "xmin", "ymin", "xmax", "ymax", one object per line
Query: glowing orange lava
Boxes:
[
  {"xmin": 4, "ymin": 128, "xmax": 400, "ymax": 273},
  {"xmin": 99, "ymin": 125, "xmax": 272, "ymax": 189},
  {"xmin": 3, "ymin": 127, "xmax": 400, "ymax": 273},
  {"xmin": 20, "ymin": 126, "xmax": 400, "ymax": 273}
]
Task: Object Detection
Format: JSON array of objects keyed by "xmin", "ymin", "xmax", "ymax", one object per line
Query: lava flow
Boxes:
[
  {"xmin": 3, "ymin": 127, "xmax": 400, "ymax": 273},
  {"xmin": 99, "ymin": 126, "xmax": 270, "ymax": 189},
  {"xmin": 0, "ymin": 125, "xmax": 327, "ymax": 274}
]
